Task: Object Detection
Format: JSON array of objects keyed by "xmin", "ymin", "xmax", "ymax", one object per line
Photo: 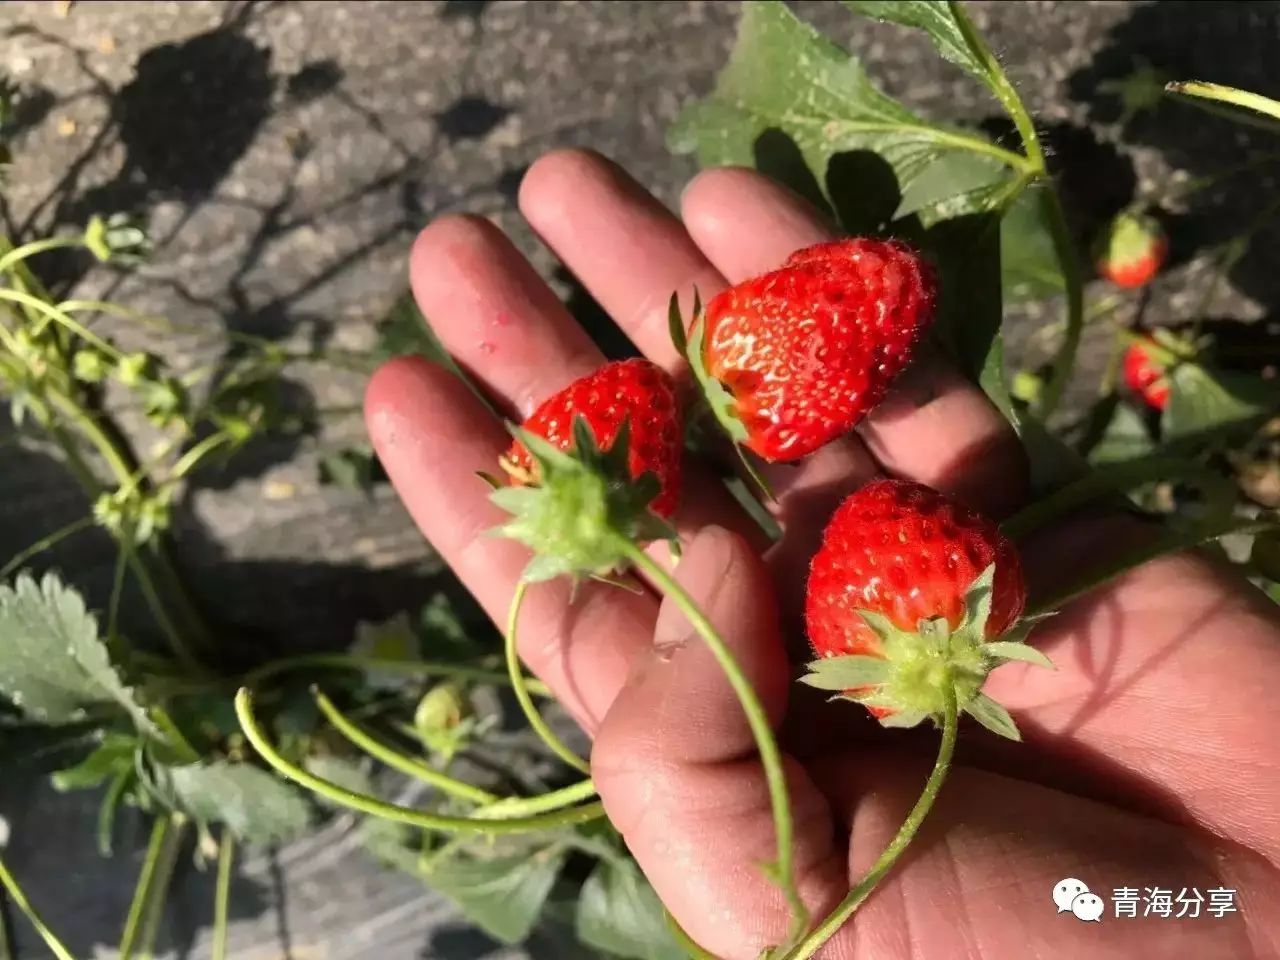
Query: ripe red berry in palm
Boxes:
[
  {"xmin": 802, "ymin": 479, "xmax": 1043, "ymax": 739},
  {"xmin": 1122, "ymin": 336, "xmax": 1171, "ymax": 411},
  {"xmin": 678, "ymin": 238, "xmax": 936, "ymax": 463},
  {"xmin": 503, "ymin": 358, "xmax": 682, "ymax": 518},
  {"xmin": 1094, "ymin": 211, "xmax": 1167, "ymax": 288}
]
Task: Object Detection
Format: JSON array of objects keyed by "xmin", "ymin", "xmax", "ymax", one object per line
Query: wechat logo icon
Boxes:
[{"xmin": 1053, "ymin": 878, "xmax": 1104, "ymax": 922}]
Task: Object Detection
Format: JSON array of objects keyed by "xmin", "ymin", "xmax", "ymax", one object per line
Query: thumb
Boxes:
[
  {"xmin": 608, "ymin": 524, "xmax": 789, "ymax": 764},
  {"xmin": 593, "ymin": 526, "xmax": 844, "ymax": 959}
]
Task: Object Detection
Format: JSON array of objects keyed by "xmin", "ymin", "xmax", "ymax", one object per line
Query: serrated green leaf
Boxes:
[
  {"xmin": 919, "ymin": 211, "xmax": 1010, "ymax": 419},
  {"xmin": 964, "ymin": 693, "xmax": 1021, "ymax": 741},
  {"xmin": 576, "ymin": 857, "xmax": 687, "ymax": 960},
  {"xmin": 1000, "ymin": 185, "xmax": 1064, "ymax": 303},
  {"xmin": 843, "ymin": 0, "xmax": 986, "ymax": 81},
  {"xmin": 800, "ymin": 655, "xmax": 891, "ymax": 690},
  {"xmin": 670, "ymin": 1, "xmax": 1022, "ymax": 208},
  {"xmin": 166, "ymin": 761, "xmax": 312, "ymax": 845},
  {"xmin": 424, "ymin": 846, "xmax": 567, "ymax": 945},
  {"xmin": 1164, "ymin": 364, "xmax": 1276, "ymax": 442},
  {"xmin": 894, "ymin": 145, "xmax": 1006, "ymax": 225},
  {"xmin": 1085, "ymin": 399, "xmax": 1156, "ymax": 466},
  {"xmin": 0, "ymin": 572, "xmax": 153, "ymax": 731}
]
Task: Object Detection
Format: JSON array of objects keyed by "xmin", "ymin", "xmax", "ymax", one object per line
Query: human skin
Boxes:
[{"xmin": 364, "ymin": 149, "xmax": 1280, "ymax": 959}]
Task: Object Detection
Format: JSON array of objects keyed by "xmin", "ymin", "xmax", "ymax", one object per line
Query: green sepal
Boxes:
[
  {"xmin": 983, "ymin": 640, "xmax": 1055, "ymax": 670},
  {"xmin": 959, "ymin": 564, "xmax": 996, "ymax": 636},
  {"xmin": 877, "ymin": 709, "xmax": 929, "ymax": 730},
  {"xmin": 490, "ymin": 415, "xmax": 677, "ymax": 583},
  {"xmin": 964, "ymin": 694, "xmax": 1022, "ymax": 741},
  {"xmin": 476, "ymin": 470, "xmax": 503, "ymax": 490},
  {"xmin": 800, "ymin": 655, "xmax": 891, "ymax": 690},
  {"xmin": 666, "ymin": 291, "xmax": 688, "ymax": 358}
]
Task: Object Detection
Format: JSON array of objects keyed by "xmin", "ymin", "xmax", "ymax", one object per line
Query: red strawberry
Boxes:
[
  {"xmin": 1094, "ymin": 211, "xmax": 1167, "ymax": 288},
  {"xmin": 492, "ymin": 359, "xmax": 682, "ymax": 582},
  {"xmin": 503, "ymin": 358, "xmax": 682, "ymax": 517},
  {"xmin": 802, "ymin": 479, "xmax": 1044, "ymax": 739},
  {"xmin": 1122, "ymin": 336, "xmax": 1171, "ymax": 411},
  {"xmin": 674, "ymin": 238, "xmax": 936, "ymax": 464}
]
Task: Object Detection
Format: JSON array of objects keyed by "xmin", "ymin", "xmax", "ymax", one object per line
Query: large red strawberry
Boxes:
[
  {"xmin": 802, "ymin": 479, "xmax": 1046, "ymax": 739},
  {"xmin": 1122, "ymin": 335, "xmax": 1171, "ymax": 411},
  {"xmin": 673, "ymin": 238, "xmax": 936, "ymax": 464},
  {"xmin": 493, "ymin": 359, "xmax": 682, "ymax": 581},
  {"xmin": 1094, "ymin": 210, "xmax": 1167, "ymax": 288}
]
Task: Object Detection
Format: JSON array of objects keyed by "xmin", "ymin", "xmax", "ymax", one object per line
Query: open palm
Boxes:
[{"xmin": 364, "ymin": 150, "xmax": 1280, "ymax": 959}]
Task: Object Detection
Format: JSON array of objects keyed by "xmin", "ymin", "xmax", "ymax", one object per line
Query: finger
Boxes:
[
  {"xmin": 682, "ymin": 166, "xmax": 1027, "ymax": 518},
  {"xmin": 519, "ymin": 148, "xmax": 725, "ymax": 372},
  {"xmin": 593, "ymin": 527, "xmax": 851, "ymax": 958},
  {"xmin": 365, "ymin": 356, "xmax": 657, "ymax": 731},
  {"xmin": 409, "ymin": 214, "xmax": 601, "ymax": 417},
  {"xmin": 407, "ymin": 214, "xmax": 758, "ymax": 549}
]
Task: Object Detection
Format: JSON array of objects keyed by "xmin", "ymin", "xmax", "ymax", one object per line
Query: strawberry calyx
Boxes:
[
  {"xmin": 490, "ymin": 416, "xmax": 677, "ymax": 583},
  {"xmin": 800, "ymin": 566, "xmax": 1053, "ymax": 740},
  {"xmin": 668, "ymin": 292, "xmax": 774, "ymax": 498}
]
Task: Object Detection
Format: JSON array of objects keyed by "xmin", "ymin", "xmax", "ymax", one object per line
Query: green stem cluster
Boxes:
[{"xmin": 948, "ymin": 1, "xmax": 1084, "ymax": 421}]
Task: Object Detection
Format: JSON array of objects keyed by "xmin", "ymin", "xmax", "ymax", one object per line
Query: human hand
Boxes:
[{"xmin": 365, "ymin": 150, "xmax": 1280, "ymax": 959}]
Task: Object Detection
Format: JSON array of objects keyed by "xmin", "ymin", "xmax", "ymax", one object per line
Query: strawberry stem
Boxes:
[
  {"xmin": 235, "ymin": 688, "xmax": 606, "ymax": 833},
  {"xmin": 505, "ymin": 581, "xmax": 593, "ymax": 776},
  {"xmin": 211, "ymin": 831, "xmax": 235, "ymax": 960},
  {"xmin": 619, "ymin": 541, "xmax": 810, "ymax": 951},
  {"xmin": 0, "ymin": 855, "xmax": 77, "ymax": 960},
  {"xmin": 782, "ymin": 679, "xmax": 959, "ymax": 960},
  {"xmin": 312, "ymin": 688, "xmax": 500, "ymax": 806}
]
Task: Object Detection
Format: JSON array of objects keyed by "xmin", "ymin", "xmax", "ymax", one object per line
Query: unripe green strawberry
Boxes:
[
  {"xmin": 673, "ymin": 238, "xmax": 936, "ymax": 464},
  {"xmin": 492, "ymin": 359, "xmax": 682, "ymax": 582},
  {"xmin": 802, "ymin": 479, "xmax": 1048, "ymax": 739},
  {"xmin": 1095, "ymin": 211, "xmax": 1167, "ymax": 288}
]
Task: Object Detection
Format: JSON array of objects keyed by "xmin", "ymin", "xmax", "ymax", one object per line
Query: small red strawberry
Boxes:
[
  {"xmin": 672, "ymin": 238, "xmax": 936, "ymax": 465},
  {"xmin": 802, "ymin": 479, "xmax": 1046, "ymax": 739},
  {"xmin": 493, "ymin": 359, "xmax": 682, "ymax": 581},
  {"xmin": 1094, "ymin": 210, "xmax": 1167, "ymax": 288},
  {"xmin": 1122, "ymin": 336, "xmax": 1171, "ymax": 411}
]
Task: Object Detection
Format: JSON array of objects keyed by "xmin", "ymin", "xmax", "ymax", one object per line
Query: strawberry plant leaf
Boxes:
[
  {"xmin": 0, "ymin": 572, "xmax": 153, "ymax": 732},
  {"xmin": 1000, "ymin": 185, "xmax": 1065, "ymax": 303},
  {"xmin": 1085, "ymin": 400, "xmax": 1155, "ymax": 466},
  {"xmin": 842, "ymin": 0, "xmax": 987, "ymax": 83},
  {"xmin": 1164, "ymin": 364, "xmax": 1277, "ymax": 443},
  {"xmin": 165, "ymin": 760, "xmax": 312, "ymax": 845},
  {"xmin": 576, "ymin": 856, "xmax": 687, "ymax": 960},
  {"xmin": 669, "ymin": 1, "xmax": 1023, "ymax": 207},
  {"xmin": 423, "ymin": 845, "xmax": 568, "ymax": 945}
]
